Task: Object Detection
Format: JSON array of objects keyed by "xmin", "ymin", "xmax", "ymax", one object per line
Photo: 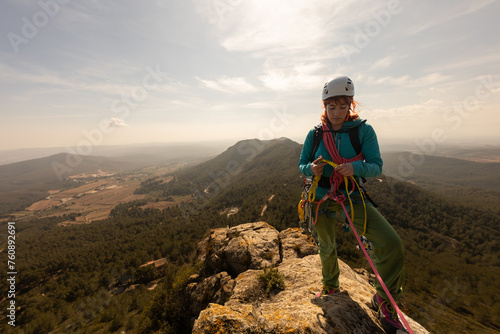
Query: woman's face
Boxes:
[{"xmin": 326, "ymin": 101, "xmax": 350, "ymax": 129}]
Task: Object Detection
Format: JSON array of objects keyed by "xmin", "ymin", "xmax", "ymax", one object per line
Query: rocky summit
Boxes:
[{"xmin": 187, "ymin": 222, "xmax": 429, "ymax": 334}]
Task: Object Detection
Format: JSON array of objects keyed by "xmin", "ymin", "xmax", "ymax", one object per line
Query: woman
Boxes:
[{"xmin": 298, "ymin": 76, "xmax": 408, "ymax": 334}]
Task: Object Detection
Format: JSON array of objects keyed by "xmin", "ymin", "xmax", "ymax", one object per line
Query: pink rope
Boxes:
[
  {"xmin": 321, "ymin": 123, "xmax": 364, "ymax": 194},
  {"xmin": 320, "ymin": 123, "xmax": 413, "ymax": 333},
  {"xmin": 340, "ymin": 199, "xmax": 414, "ymax": 334}
]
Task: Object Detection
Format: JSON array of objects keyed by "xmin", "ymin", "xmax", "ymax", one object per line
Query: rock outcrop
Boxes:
[
  {"xmin": 196, "ymin": 221, "xmax": 317, "ymax": 277},
  {"xmin": 189, "ymin": 222, "xmax": 429, "ymax": 334}
]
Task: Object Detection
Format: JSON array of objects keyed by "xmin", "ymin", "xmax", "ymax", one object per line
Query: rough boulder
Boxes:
[
  {"xmin": 196, "ymin": 221, "xmax": 317, "ymax": 277},
  {"xmin": 189, "ymin": 222, "xmax": 429, "ymax": 334}
]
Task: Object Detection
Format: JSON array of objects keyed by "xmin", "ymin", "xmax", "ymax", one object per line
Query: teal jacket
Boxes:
[{"xmin": 298, "ymin": 119, "xmax": 383, "ymax": 200}]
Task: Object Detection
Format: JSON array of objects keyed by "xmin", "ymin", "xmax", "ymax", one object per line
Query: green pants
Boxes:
[{"xmin": 314, "ymin": 200, "xmax": 404, "ymax": 301}]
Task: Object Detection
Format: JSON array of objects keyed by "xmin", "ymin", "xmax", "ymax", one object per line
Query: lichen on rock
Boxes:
[{"xmin": 190, "ymin": 222, "xmax": 429, "ymax": 334}]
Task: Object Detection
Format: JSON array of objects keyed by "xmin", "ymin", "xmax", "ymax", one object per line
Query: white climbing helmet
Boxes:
[{"xmin": 322, "ymin": 76, "xmax": 355, "ymax": 100}]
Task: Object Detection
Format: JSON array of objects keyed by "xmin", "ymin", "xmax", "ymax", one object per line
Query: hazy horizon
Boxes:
[
  {"xmin": 1, "ymin": 0, "xmax": 500, "ymax": 151},
  {"xmin": 1, "ymin": 135, "xmax": 500, "ymax": 167},
  {"xmin": 2, "ymin": 134, "xmax": 500, "ymax": 152}
]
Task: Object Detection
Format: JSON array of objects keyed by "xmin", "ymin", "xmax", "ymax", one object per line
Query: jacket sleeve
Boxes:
[
  {"xmin": 298, "ymin": 129, "xmax": 315, "ymax": 176},
  {"xmin": 351, "ymin": 123, "xmax": 383, "ymax": 178}
]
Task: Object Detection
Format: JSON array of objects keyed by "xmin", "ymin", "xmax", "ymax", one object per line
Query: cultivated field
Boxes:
[
  {"xmin": 6, "ymin": 161, "xmax": 205, "ymax": 225},
  {"xmin": 23, "ymin": 177, "xmax": 146, "ymax": 225},
  {"xmin": 15, "ymin": 167, "xmax": 178, "ymax": 224}
]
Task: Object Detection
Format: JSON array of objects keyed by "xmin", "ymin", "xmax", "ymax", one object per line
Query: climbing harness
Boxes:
[{"xmin": 298, "ymin": 158, "xmax": 368, "ymax": 230}]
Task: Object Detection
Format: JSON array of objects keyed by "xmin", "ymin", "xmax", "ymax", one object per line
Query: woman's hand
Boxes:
[
  {"xmin": 311, "ymin": 156, "xmax": 327, "ymax": 176},
  {"xmin": 335, "ymin": 163, "xmax": 354, "ymax": 176}
]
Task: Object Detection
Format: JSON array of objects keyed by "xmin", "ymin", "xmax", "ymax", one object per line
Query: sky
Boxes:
[{"xmin": 1, "ymin": 0, "xmax": 500, "ymax": 152}]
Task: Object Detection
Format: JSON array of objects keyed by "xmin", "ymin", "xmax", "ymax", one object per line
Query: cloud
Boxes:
[
  {"xmin": 194, "ymin": 0, "xmax": 414, "ymax": 94},
  {"xmin": 365, "ymin": 99, "xmax": 451, "ymax": 121},
  {"xmin": 359, "ymin": 73, "xmax": 452, "ymax": 88},
  {"xmin": 3, "ymin": 0, "xmax": 499, "ymax": 149},
  {"xmin": 104, "ymin": 118, "xmax": 130, "ymax": 129},
  {"xmin": 196, "ymin": 76, "xmax": 259, "ymax": 93},
  {"xmin": 244, "ymin": 102, "xmax": 278, "ymax": 109},
  {"xmin": 408, "ymin": 0, "xmax": 498, "ymax": 35},
  {"xmin": 206, "ymin": 0, "xmax": 404, "ymax": 60},
  {"xmin": 369, "ymin": 56, "xmax": 395, "ymax": 71},
  {"xmin": 208, "ymin": 0, "xmax": 383, "ymax": 54},
  {"xmin": 427, "ymin": 52, "xmax": 500, "ymax": 73},
  {"xmin": 219, "ymin": 2, "xmax": 323, "ymax": 53},
  {"xmin": 258, "ymin": 62, "xmax": 326, "ymax": 92}
]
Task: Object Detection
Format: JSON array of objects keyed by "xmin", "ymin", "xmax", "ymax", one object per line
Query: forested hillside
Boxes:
[
  {"xmin": 365, "ymin": 176, "xmax": 500, "ymax": 332},
  {"xmin": 382, "ymin": 151, "xmax": 500, "ymax": 213},
  {"xmin": 0, "ymin": 139, "xmax": 499, "ymax": 333}
]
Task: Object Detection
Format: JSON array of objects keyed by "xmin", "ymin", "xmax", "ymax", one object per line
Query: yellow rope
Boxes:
[
  {"xmin": 308, "ymin": 175, "xmax": 320, "ymax": 202},
  {"xmin": 347, "ymin": 174, "xmax": 368, "ymax": 236},
  {"xmin": 312, "ymin": 159, "xmax": 368, "ymax": 236}
]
